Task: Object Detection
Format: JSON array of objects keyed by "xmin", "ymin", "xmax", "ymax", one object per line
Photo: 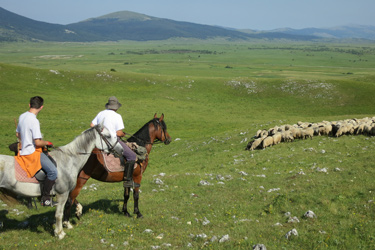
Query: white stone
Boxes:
[
  {"xmin": 156, "ymin": 234, "xmax": 164, "ymax": 239},
  {"xmin": 253, "ymin": 244, "xmax": 267, "ymax": 250},
  {"xmin": 239, "ymin": 171, "xmax": 248, "ymax": 176},
  {"xmin": 202, "ymin": 217, "xmax": 210, "ymax": 225},
  {"xmin": 199, "ymin": 180, "xmax": 212, "ymax": 186},
  {"xmin": 288, "ymin": 216, "xmax": 300, "ymax": 223},
  {"xmin": 304, "ymin": 210, "xmax": 317, "ymax": 218},
  {"xmin": 267, "ymin": 188, "xmax": 280, "ymax": 193},
  {"xmin": 196, "ymin": 233, "xmax": 207, "ymax": 239},
  {"xmin": 154, "ymin": 178, "xmax": 164, "ymax": 185},
  {"xmin": 285, "ymin": 228, "xmax": 298, "ymax": 239},
  {"xmin": 219, "ymin": 234, "xmax": 230, "ymax": 243}
]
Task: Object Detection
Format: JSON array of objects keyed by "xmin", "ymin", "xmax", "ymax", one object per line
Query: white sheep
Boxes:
[
  {"xmin": 301, "ymin": 127, "xmax": 314, "ymax": 139},
  {"xmin": 248, "ymin": 116, "xmax": 375, "ymax": 151},
  {"xmin": 262, "ymin": 136, "xmax": 274, "ymax": 149},
  {"xmin": 281, "ymin": 130, "xmax": 294, "ymax": 142},
  {"xmin": 335, "ymin": 124, "xmax": 347, "ymax": 137},
  {"xmin": 248, "ymin": 136, "xmax": 266, "ymax": 151},
  {"xmin": 290, "ymin": 127, "xmax": 302, "ymax": 139},
  {"xmin": 272, "ymin": 132, "xmax": 282, "ymax": 145},
  {"xmin": 356, "ymin": 122, "xmax": 366, "ymax": 135}
]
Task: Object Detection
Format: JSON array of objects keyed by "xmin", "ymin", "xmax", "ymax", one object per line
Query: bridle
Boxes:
[
  {"xmin": 153, "ymin": 119, "xmax": 169, "ymax": 145},
  {"xmin": 94, "ymin": 126, "xmax": 122, "ymax": 158},
  {"xmin": 124, "ymin": 119, "xmax": 169, "ymax": 146}
]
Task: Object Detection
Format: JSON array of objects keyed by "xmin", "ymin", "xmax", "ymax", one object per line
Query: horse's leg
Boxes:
[
  {"xmin": 71, "ymin": 176, "xmax": 88, "ymax": 219},
  {"xmin": 133, "ymin": 188, "xmax": 143, "ymax": 218},
  {"xmin": 62, "ymin": 197, "xmax": 74, "ymax": 229},
  {"xmin": 54, "ymin": 192, "xmax": 69, "ymax": 240},
  {"xmin": 63, "ymin": 175, "xmax": 90, "ymax": 225},
  {"xmin": 133, "ymin": 164, "xmax": 143, "ymax": 218},
  {"xmin": 122, "ymin": 187, "xmax": 131, "ymax": 217}
]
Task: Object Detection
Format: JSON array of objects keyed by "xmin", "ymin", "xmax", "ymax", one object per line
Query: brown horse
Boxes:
[{"xmin": 63, "ymin": 113, "xmax": 171, "ymax": 225}]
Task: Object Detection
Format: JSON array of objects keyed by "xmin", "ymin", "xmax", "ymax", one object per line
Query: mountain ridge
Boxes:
[{"xmin": 0, "ymin": 7, "xmax": 374, "ymax": 42}]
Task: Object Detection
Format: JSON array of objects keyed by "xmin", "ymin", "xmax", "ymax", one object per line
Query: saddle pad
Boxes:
[
  {"xmin": 101, "ymin": 152, "xmax": 124, "ymax": 173},
  {"xmin": 15, "ymin": 160, "xmax": 39, "ymax": 184}
]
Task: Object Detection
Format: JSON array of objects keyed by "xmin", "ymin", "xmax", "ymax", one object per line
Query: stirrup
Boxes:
[
  {"xmin": 123, "ymin": 180, "xmax": 134, "ymax": 188},
  {"xmin": 123, "ymin": 180, "xmax": 141, "ymax": 188},
  {"xmin": 41, "ymin": 199, "xmax": 58, "ymax": 207}
]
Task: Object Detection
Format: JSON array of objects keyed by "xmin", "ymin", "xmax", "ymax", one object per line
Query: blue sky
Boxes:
[{"xmin": 0, "ymin": 0, "xmax": 374, "ymax": 30}]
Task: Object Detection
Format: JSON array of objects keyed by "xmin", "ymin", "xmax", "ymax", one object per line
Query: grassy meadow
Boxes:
[{"xmin": 1, "ymin": 39, "xmax": 375, "ymax": 249}]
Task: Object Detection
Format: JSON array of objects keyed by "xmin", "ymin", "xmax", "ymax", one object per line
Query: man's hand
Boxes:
[{"xmin": 116, "ymin": 130, "xmax": 126, "ymax": 137}]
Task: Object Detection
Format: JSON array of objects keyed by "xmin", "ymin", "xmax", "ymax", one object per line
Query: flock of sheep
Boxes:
[{"xmin": 246, "ymin": 116, "xmax": 375, "ymax": 151}]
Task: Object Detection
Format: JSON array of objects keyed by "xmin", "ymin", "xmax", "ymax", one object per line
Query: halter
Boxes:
[{"xmin": 94, "ymin": 126, "xmax": 121, "ymax": 158}]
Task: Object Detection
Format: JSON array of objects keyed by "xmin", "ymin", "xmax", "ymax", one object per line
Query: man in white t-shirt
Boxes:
[
  {"xmin": 16, "ymin": 96, "xmax": 58, "ymax": 207},
  {"xmin": 91, "ymin": 96, "xmax": 137, "ymax": 187}
]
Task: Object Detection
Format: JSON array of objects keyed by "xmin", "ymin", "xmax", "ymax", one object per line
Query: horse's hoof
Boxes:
[
  {"xmin": 63, "ymin": 221, "xmax": 73, "ymax": 229},
  {"xmin": 75, "ymin": 203, "xmax": 83, "ymax": 219},
  {"xmin": 55, "ymin": 230, "xmax": 66, "ymax": 240},
  {"xmin": 137, "ymin": 213, "xmax": 143, "ymax": 219},
  {"xmin": 124, "ymin": 212, "xmax": 132, "ymax": 217}
]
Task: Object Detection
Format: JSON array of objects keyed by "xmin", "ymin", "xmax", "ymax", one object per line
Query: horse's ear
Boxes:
[
  {"xmin": 159, "ymin": 113, "xmax": 164, "ymax": 122},
  {"xmin": 154, "ymin": 113, "xmax": 157, "ymax": 119}
]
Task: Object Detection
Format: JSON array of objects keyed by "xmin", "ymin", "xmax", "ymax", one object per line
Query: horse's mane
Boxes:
[
  {"xmin": 127, "ymin": 118, "xmax": 166, "ymax": 146},
  {"xmin": 57, "ymin": 127, "xmax": 97, "ymax": 155}
]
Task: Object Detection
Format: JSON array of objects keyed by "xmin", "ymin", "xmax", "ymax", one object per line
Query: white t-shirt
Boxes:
[
  {"xmin": 16, "ymin": 111, "xmax": 43, "ymax": 156},
  {"xmin": 91, "ymin": 109, "xmax": 125, "ymax": 138}
]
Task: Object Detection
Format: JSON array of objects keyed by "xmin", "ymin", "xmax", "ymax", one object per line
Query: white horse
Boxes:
[{"xmin": 0, "ymin": 123, "xmax": 123, "ymax": 239}]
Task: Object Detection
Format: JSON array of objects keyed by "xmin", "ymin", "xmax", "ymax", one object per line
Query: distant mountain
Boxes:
[
  {"xmin": 0, "ymin": 7, "xmax": 318, "ymax": 42},
  {"xmin": 0, "ymin": 7, "xmax": 79, "ymax": 42},
  {"xmin": 0, "ymin": 7, "xmax": 373, "ymax": 42},
  {"xmin": 270, "ymin": 25, "xmax": 375, "ymax": 40},
  {"xmin": 65, "ymin": 10, "xmax": 258, "ymax": 41}
]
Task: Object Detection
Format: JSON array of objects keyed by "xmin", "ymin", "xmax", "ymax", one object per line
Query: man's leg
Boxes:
[
  {"xmin": 40, "ymin": 153, "xmax": 58, "ymax": 206},
  {"xmin": 118, "ymin": 139, "xmax": 137, "ymax": 187}
]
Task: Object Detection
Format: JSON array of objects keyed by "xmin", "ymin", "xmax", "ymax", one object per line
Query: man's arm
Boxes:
[{"xmin": 34, "ymin": 139, "xmax": 53, "ymax": 147}]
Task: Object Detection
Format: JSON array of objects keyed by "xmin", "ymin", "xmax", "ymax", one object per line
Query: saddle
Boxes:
[
  {"xmin": 93, "ymin": 143, "xmax": 148, "ymax": 173},
  {"xmin": 94, "ymin": 148, "xmax": 124, "ymax": 172}
]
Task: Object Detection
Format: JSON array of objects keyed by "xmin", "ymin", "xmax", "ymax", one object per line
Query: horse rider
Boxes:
[
  {"xmin": 90, "ymin": 96, "xmax": 137, "ymax": 188},
  {"xmin": 15, "ymin": 96, "xmax": 58, "ymax": 206}
]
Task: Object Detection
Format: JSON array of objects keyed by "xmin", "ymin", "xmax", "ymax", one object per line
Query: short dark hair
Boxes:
[{"xmin": 29, "ymin": 96, "xmax": 44, "ymax": 109}]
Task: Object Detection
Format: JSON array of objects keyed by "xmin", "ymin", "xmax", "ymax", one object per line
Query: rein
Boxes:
[
  {"xmin": 124, "ymin": 133, "xmax": 163, "ymax": 145},
  {"xmin": 94, "ymin": 126, "xmax": 122, "ymax": 158}
]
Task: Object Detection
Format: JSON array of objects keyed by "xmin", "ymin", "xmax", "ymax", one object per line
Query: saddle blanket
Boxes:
[
  {"xmin": 100, "ymin": 151, "xmax": 124, "ymax": 173},
  {"xmin": 14, "ymin": 159, "xmax": 39, "ymax": 184}
]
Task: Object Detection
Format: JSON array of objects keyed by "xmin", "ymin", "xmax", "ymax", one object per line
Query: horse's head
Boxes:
[
  {"xmin": 152, "ymin": 113, "xmax": 171, "ymax": 145},
  {"xmin": 94, "ymin": 123, "xmax": 123, "ymax": 156}
]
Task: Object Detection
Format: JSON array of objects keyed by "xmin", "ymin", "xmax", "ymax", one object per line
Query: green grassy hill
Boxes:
[{"xmin": 0, "ymin": 41, "xmax": 375, "ymax": 249}]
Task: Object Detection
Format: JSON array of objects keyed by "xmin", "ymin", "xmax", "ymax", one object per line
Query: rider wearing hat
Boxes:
[
  {"xmin": 16, "ymin": 96, "xmax": 58, "ymax": 207},
  {"xmin": 90, "ymin": 96, "xmax": 137, "ymax": 187}
]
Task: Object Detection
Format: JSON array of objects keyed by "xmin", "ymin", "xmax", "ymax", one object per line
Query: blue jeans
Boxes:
[{"xmin": 40, "ymin": 153, "xmax": 58, "ymax": 180}]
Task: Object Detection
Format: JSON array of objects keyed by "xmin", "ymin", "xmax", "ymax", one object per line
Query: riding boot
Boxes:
[
  {"xmin": 41, "ymin": 178, "xmax": 58, "ymax": 207},
  {"xmin": 123, "ymin": 160, "xmax": 136, "ymax": 188}
]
